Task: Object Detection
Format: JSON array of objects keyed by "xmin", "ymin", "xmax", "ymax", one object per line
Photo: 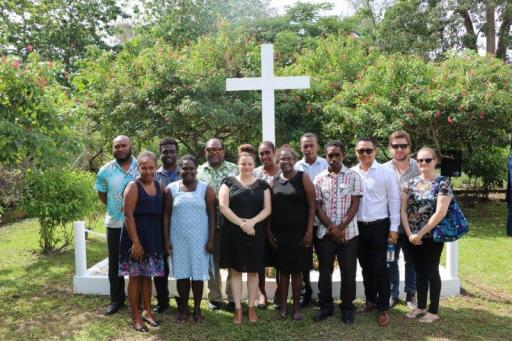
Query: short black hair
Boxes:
[
  {"xmin": 178, "ymin": 154, "xmax": 199, "ymax": 168},
  {"xmin": 300, "ymin": 132, "xmax": 318, "ymax": 143},
  {"xmin": 356, "ymin": 136, "xmax": 376, "ymax": 147},
  {"xmin": 324, "ymin": 140, "xmax": 345, "ymax": 154},
  {"xmin": 205, "ymin": 138, "xmax": 224, "ymax": 150},
  {"xmin": 259, "ymin": 140, "xmax": 275, "ymax": 152},
  {"xmin": 159, "ymin": 137, "xmax": 179, "ymax": 152}
]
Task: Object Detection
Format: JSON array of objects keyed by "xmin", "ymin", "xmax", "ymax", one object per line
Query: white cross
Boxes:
[{"xmin": 226, "ymin": 44, "xmax": 310, "ymax": 143}]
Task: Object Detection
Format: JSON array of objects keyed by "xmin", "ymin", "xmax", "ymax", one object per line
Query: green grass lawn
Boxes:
[{"xmin": 1, "ymin": 201, "xmax": 511, "ymax": 340}]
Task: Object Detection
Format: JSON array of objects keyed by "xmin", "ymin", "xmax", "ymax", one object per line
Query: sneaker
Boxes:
[
  {"xmin": 341, "ymin": 310, "xmax": 354, "ymax": 325},
  {"xmin": 406, "ymin": 308, "xmax": 426, "ymax": 319},
  {"xmin": 208, "ymin": 301, "xmax": 222, "ymax": 310},
  {"xmin": 406, "ymin": 292, "xmax": 417, "ymax": 310},
  {"xmin": 418, "ymin": 312, "xmax": 439, "ymax": 323}
]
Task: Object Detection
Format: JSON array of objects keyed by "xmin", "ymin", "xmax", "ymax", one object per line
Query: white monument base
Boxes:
[{"xmin": 73, "ymin": 222, "xmax": 460, "ymax": 298}]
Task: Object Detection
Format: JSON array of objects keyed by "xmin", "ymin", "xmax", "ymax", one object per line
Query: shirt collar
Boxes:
[
  {"xmin": 157, "ymin": 166, "xmax": 179, "ymax": 175},
  {"xmin": 328, "ymin": 164, "xmax": 348, "ymax": 177},
  {"xmin": 299, "ymin": 156, "xmax": 322, "ymax": 166},
  {"xmin": 115, "ymin": 156, "xmax": 137, "ymax": 172}
]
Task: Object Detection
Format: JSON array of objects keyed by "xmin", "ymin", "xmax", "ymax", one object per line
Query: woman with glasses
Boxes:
[{"xmin": 401, "ymin": 147, "xmax": 453, "ymax": 323}]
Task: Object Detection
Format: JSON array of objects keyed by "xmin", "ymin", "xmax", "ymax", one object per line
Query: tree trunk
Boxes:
[
  {"xmin": 496, "ymin": 4, "xmax": 512, "ymax": 61},
  {"xmin": 459, "ymin": 9, "xmax": 478, "ymax": 51},
  {"xmin": 485, "ymin": 4, "xmax": 496, "ymax": 54}
]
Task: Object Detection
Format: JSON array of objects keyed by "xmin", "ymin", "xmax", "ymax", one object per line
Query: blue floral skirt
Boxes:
[{"xmin": 119, "ymin": 253, "xmax": 165, "ymax": 277}]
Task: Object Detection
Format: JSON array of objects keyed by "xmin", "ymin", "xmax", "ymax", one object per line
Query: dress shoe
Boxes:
[
  {"xmin": 341, "ymin": 310, "xmax": 354, "ymax": 325},
  {"xmin": 153, "ymin": 303, "xmax": 169, "ymax": 314},
  {"xmin": 208, "ymin": 301, "xmax": 222, "ymax": 310},
  {"xmin": 363, "ymin": 302, "xmax": 377, "ymax": 313},
  {"xmin": 313, "ymin": 310, "xmax": 333, "ymax": 322},
  {"xmin": 105, "ymin": 301, "xmax": 124, "ymax": 315},
  {"xmin": 226, "ymin": 301, "xmax": 236, "ymax": 311},
  {"xmin": 299, "ymin": 294, "xmax": 312, "ymax": 308},
  {"xmin": 378, "ymin": 311, "xmax": 390, "ymax": 326}
]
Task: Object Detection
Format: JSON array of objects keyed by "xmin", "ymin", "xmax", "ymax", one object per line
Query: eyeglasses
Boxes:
[
  {"xmin": 390, "ymin": 144, "xmax": 409, "ymax": 150},
  {"xmin": 417, "ymin": 158, "xmax": 433, "ymax": 164},
  {"xmin": 356, "ymin": 148, "xmax": 374, "ymax": 155},
  {"xmin": 206, "ymin": 147, "xmax": 223, "ymax": 154}
]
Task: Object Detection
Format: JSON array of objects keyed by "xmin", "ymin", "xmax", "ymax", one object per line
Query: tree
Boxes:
[
  {"xmin": 0, "ymin": 0, "xmax": 126, "ymax": 72},
  {"xmin": 372, "ymin": 0, "xmax": 512, "ymax": 61},
  {"xmin": 0, "ymin": 52, "xmax": 78, "ymax": 169},
  {"xmin": 73, "ymin": 27, "xmax": 264, "ymax": 158},
  {"xmin": 137, "ymin": 0, "xmax": 272, "ymax": 48}
]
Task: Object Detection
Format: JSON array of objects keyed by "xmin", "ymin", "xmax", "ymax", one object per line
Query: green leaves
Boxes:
[{"xmin": 21, "ymin": 168, "xmax": 101, "ymax": 252}]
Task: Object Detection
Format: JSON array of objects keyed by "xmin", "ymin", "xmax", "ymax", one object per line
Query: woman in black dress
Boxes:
[
  {"xmin": 268, "ymin": 146, "xmax": 316, "ymax": 321},
  {"xmin": 219, "ymin": 144, "xmax": 271, "ymax": 324}
]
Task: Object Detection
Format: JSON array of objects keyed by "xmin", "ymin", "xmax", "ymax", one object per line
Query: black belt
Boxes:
[{"xmin": 358, "ymin": 218, "xmax": 389, "ymax": 226}]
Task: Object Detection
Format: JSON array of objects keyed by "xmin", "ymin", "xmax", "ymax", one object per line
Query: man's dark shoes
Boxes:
[
  {"xmin": 300, "ymin": 294, "xmax": 312, "ymax": 308},
  {"xmin": 341, "ymin": 310, "xmax": 354, "ymax": 325},
  {"xmin": 105, "ymin": 301, "xmax": 124, "ymax": 315},
  {"xmin": 226, "ymin": 301, "xmax": 236, "ymax": 311},
  {"xmin": 363, "ymin": 302, "xmax": 377, "ymax": 313},
  {"xmin": 313, "ymin": 310, "xmax": 333, "ymax": 322},
  {"xmin": 208, "ymin": 300, "xmax": 222, "ymax": 310},
  {"xmin": 153, "ymin": 303, "xmax": 169, "ymax": 314}
]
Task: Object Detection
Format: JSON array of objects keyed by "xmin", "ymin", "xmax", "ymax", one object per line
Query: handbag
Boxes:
[{"xmin": 431, "ymin": 176, "xmax": 469, "ymax": 243}]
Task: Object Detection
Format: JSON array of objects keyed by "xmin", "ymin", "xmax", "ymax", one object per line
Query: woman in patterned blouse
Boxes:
[{"xmin": 400, "ymin": 147, "xmax": 454, "ymax": 323}]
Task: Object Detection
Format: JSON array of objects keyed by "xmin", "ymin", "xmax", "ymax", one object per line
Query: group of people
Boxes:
[{"xmin": 94, "ymin": 130, "xmax": 453, "ymax": 331}]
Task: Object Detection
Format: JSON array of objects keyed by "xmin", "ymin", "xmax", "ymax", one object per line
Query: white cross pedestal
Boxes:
[
  {"xmin": 226, "ymin": 44, "xmax": 310, "ymax": 143},
  {"xmin": 73, "ymin": 220, "xmax": 461, "ymax": 298}
]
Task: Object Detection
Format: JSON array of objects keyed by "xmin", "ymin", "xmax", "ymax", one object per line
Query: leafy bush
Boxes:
[
  {"xmin": 21, "ymin": 168, "xmax": 101, "ymax": 253},
  {"xmin": 463, "ymin": 148, "xmax": 509, "ymax": 195}
]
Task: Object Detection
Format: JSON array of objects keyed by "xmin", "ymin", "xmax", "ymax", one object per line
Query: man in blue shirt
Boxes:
[
  {"xmin": 95, "ymin": 135, "xmax": 139, "ymax": 315},
  {"xmin": 153, "ymin": 137, "xmax": 181, "ymax": 313}
]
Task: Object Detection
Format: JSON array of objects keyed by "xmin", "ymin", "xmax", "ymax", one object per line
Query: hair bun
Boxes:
[{"xmin": 238, "ymin": 144, "xmax": 257, "ymax": 156}]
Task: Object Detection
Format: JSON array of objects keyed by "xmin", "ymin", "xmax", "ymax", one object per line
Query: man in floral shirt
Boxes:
[{"xmin": 197, "ymin": 138, "xmax": 238, "ymax": 310}]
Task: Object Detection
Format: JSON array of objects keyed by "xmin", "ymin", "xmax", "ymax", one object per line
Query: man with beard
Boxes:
[
  {"xmin": 313, "ymin": 140, "xmax": 362, "ymax": 324},
  {"xmin": 95, "ymin": 135, "xmax": 139, "ymax": 315},
  {"xmin": 384, "ymin": 131, "xmax": 419, "ymax": 310},
  {"xmin": 197, "ymin": 138, "xmax": 238, "ymax": 310},
  {"xmin": 153, "ymin": 137, "xmax": 181, "ymax": 313}
]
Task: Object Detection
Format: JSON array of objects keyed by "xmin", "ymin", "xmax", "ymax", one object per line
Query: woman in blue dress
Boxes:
[
  {"xmin": 120, "ymin": 151, "xmax": 165, "ymax": 332},
  {"xmin": 163, "ymin": 154, "xmax": 216, "ymax": 323}
]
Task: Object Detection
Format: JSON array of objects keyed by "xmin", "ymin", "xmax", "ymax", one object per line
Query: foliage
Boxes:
[
  {"xmin": 364, "ymin": 0, "xmax": 512, "ymax": 61},
  {"xmin": 0, "ymin": 0, "xmax": 126, "ymax": 72},
  {"xmin": 73, "ymin": 27, "xmax": 264, "ymax": 158},
  {"xmin": 0, "ymin": 53, "xmax": 79, "ymax": 168},
  {"xmin": 463, "ymin": 147, "xmax": 509, "ymax": 194},
  {"xmin": 21, "ymin": 168, "xmax": 101, "ymax": 252},
  {"xmin": 323, "ymin": 51, "xmax": 512, "ymax": 160},
  {"xmin": 138, "ymin": 0, "xmax": 272, "ymax": 48}
]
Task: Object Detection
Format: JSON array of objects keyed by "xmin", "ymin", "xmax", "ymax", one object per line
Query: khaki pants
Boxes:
[{"xmin": 208, "ymin": 228, "xmax": 233, "ymax": 302}]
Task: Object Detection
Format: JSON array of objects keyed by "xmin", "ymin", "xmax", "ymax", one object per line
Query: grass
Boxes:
[{"xmin": 1, "ymin": 201, "xmax": 511, "ymax": 340}]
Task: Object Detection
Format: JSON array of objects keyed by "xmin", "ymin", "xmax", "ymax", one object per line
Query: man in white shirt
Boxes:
[
  {"xmin": 295, "ymin": 132, "xmax": 328, "ymax": 307},
  {"xmin": 351, "ymin": 137, "xmax": 400, "ymax": 327}
]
